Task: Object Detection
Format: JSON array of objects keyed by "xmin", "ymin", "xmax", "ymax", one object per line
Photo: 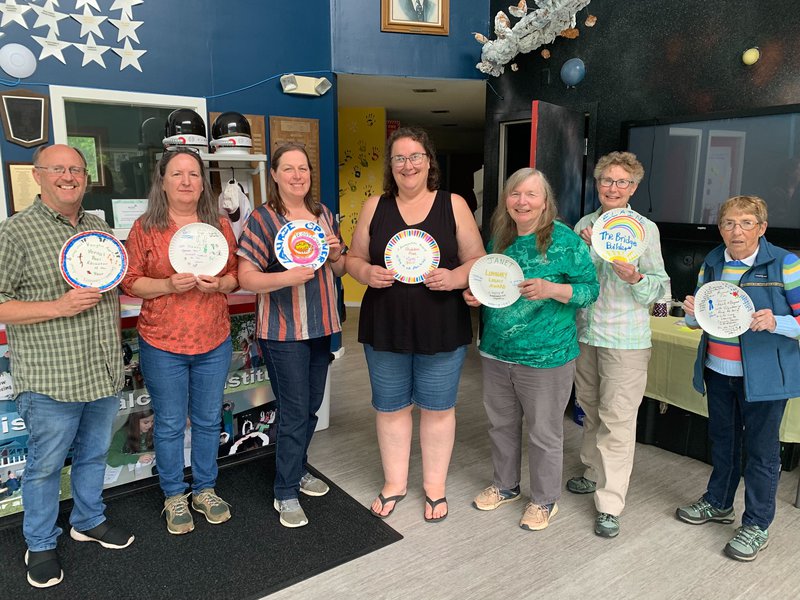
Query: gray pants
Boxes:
[{"xmin": 481, "ymin": 356, "xmax": 576, "ymax": 505}]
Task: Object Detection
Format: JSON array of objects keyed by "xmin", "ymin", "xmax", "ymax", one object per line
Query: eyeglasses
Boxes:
[
  {"xmin": 720, "ymin": 219, "xmax": 761, "ymax": 231},
  {"xmin": 390, "ymin": 153, "xmax": 427, "ymax": 166},
  {"xmin": 598, "ymin": 177, "xmax": 635, "ymax": 189},
  {"xmin": 34, "ymin": 165, "xmax": 89, "ymax": 177}
]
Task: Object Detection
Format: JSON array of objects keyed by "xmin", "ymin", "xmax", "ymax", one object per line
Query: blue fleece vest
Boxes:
[{"xmin": 692, "ymin": 237, "xmax": 800, "ymax": 402}]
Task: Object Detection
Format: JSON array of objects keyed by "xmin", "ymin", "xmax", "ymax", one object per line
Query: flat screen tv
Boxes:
[{"xmin": 623, "ymin": 105, "xmax": 800, "ymax": 248}]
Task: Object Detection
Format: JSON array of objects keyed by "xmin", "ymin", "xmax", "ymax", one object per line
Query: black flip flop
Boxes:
[
  {"xmin": 370, "ymin": 492, "xmax": 407, "ymax": 519},
  {"xmin": 424, "ymin": 496, "xmax": 448, "ymax": 523}
]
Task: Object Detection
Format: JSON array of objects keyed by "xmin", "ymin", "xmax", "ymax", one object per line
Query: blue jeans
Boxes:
[
  {"xmin": 363, "ymin": 345, "xmax": 467, "ymax": 412},
  {"xmin": 16, "ymin": 392, "xmax": 119, "ymax": 552},
  {"xmin": 703, "ymin": 368, "xmax": 787, "ymax": 529},
  {"xmin": 259, "ymin": 336, "xmax": 331, "ymax": 501},
  {"xmin": 139, "ymin": 336, "xmax": 232, "ymax": 498}
]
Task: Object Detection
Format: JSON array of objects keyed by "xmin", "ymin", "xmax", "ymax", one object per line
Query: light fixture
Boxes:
[
  {"xmin": 742, "ymin": 47, "xmax": 761, "ymax": 66},
  {"xmin": 0, "ymin": 43, "xmax": 37, "ymax": 79},
  {"xmin": 280, "ymin": 74, "xmax": 332, "ymax": 96}
]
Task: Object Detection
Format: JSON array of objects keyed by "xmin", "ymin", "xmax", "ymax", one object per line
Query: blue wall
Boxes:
[
  {"xmin": 0, "ymin": 0, "xmax": 338, "ymax": 210},
  {"xmin": 331, "ymin": 0, "xmax": 489, "ymax": 79}
]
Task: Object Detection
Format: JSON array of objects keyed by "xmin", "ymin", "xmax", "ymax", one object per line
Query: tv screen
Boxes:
[{"xmin": 625, "ymin": 107, "xmax": 800, "ymax": 235}]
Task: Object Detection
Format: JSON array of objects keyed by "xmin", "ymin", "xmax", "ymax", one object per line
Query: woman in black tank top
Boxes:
[{"xmin": 346, "ymin": 127, "xmax": 485, "ymax": 522}]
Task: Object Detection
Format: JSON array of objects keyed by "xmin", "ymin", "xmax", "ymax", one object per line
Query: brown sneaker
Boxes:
[
  {"xmin": 519, "ymin": 502, "xmax": 558, "ymax": 531},
  {"xmin": 162, "ymin": 493, "xmax": 194, "ymax": 535},
  {"xmin": 473, "ymin": 484, "xmax": 522, "ymax": 511}
]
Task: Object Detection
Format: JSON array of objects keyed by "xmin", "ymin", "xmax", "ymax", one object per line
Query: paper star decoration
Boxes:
[
  {"xmin": 109, "ymin": 14, "xmax": 142, "ymax": 43},
  {"xmin": 113, "ymin": 38, "xmax": 145, "ymax": 71},
  {"xmin": 75, "ymin": 33, "xmax": 109, "ymax": 67},
  {"xmin": 32, "ymin": 29, "xmax": 71, "ymax": 64},
  {"xmin": 0, "ymin": 0, "xmax": 32, "ymax": 29},
  {"xmin": 71, "ymin": 5, "xmax": 107, "ymax": 39},
  {"xmin": 74, "ymin": 0, "xmax": 100, "ymax": 10},
  {"xmin": 110, "ymin": 0, "xmax": 143, "ymax": 20},
  {"xmin": 32, "ymin": 0, "xmax": 68, "ymax": 35}
]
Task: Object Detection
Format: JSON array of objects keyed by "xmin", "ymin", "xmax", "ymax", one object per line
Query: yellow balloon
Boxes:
[{"xmin": 742, "ymin": 48, "xmax": 760, "ymax": 65}]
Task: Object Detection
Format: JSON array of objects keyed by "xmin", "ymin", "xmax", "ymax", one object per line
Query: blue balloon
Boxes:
[{"xmin": 560, "ymin": 58, "xmax": 586, "ymax": 87}]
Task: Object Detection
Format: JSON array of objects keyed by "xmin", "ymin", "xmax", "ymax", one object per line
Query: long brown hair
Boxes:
[
  {"xmin": 123, "ymin": 409, "xmax": 154, "ymax": 454},
  {"xmin": 382, "ymin": 126, "xmax": 440, "ymax": 197},
  {"xmin": 267, "ymin": 143, "xmax": 320, "ymax": 217},
  {"xmin": 139, "ymin": 148, "xmax": 220, "ymax": 232},
  {"xmin": 491, "ymin": 168, "xmax": 558, "ymax": 255}
]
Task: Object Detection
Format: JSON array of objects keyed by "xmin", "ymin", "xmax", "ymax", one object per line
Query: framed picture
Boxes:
[
  {"xmin": 68, "ymin": 131, "xmax": 106, "ymax": 187},
  {"xmin": 6, "ymin": 163, "xmax": 38, "ymax": 214},
  {"xmin": 381, "ymin": 0, "xmax": 449, "ymax": 36}
]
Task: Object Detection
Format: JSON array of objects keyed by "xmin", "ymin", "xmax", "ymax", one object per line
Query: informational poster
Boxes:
[{"xmin": 0, "ymin": 311, "xmax": 277, "ymax": 520}]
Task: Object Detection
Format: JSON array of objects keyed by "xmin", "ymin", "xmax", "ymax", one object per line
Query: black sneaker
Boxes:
[
  {"xmin": 70, "ymin": 521, "xmax": 134, "ymax": 549},
  {"xmin": 25, "ymin": 549, "xmax": 63, "ymax": 588}
]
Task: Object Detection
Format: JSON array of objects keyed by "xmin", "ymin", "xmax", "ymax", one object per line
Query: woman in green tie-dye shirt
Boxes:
[{"xmin": 465, "ymin": 167, "xmax": 598, "ymax": 532}]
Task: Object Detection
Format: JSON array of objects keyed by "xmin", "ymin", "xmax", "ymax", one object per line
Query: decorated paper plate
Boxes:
[
  {"xmin": 59, "ymin": 230, "xmax": 128, "ymax": 292},
  {"xmin": 274, "ymin": 220, "xmax": 329, "ymax": 270},
  {"xmin": 591, "ymin": 208, "xmax": 649, "ymax": 263},
  {"xmin": 468, "ymin": 254, "xmax": 524, "ymax": 308},
  {"xmin": 168, "ymin": 222, "xmax": 229, "ymax": 276},
  {"xmin": 384, "ymin": 228, "xmax": 440, "ymax": 284},
  {"xmin": 694, "ymin": 281, "xmax": 755, "ymax": 338}
]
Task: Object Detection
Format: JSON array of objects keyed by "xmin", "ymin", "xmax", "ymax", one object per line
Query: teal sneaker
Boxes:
[
  {"xmin": 566, "ymin": 476, "xmax": 596, "ymax": 494},
  {"xmin": 594, "ymin": 512, "xmax": 620, "ymax": 538},
  {"xmin": 724, "ymin": 525, "xmax": 769, "ymax": 562},
  {"xmin": 675, "ymin": 497, "xmax": 735, "ymax": 525}
]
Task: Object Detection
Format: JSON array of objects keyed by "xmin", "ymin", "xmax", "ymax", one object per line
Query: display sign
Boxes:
[{"xmin": 0, "ymin": 90, "xmax": 49, "ymax": 148}]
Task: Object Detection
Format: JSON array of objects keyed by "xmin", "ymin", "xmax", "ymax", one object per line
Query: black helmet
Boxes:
[
  {"xmin": 163, "ymin": 108, "xmax": 207, "ymax": 151},
  {"xmin": 211, "ymin": 112, "xmax": 251, "ymax": 140},
  {"xmin": 165, "ymin": 108, "xmax": 206, "ymax": 138}
]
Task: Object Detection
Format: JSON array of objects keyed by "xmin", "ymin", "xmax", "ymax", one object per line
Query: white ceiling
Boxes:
[{"xmin": 336, "ymin": 73, "xmax": 487, "ymax": 152}]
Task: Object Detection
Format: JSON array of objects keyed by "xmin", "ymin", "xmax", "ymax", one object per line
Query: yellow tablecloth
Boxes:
[{"xmin": 647, "ymin": 316, "xmax": 800, "ymax": 442}]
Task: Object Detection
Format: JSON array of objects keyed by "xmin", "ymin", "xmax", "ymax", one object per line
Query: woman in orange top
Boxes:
[{"xmin": 122, "ymin": 148, "xmax": 238, "ymax": 535}]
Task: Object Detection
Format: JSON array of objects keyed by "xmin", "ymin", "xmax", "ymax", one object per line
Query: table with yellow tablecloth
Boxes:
[{"xmin": 646, "ymin": 316, "xmax": 800, "ymax": 443}]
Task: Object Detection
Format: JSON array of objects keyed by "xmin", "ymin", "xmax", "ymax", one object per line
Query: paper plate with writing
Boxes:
[
  {"xmin": 384, "ymin": 228, "xmax": 440, "ymax": 284},
  {"xmin": 274, "ymin": 220, "xmax": 329, "ymax": 270},
  {"xmin": 468, "ymin": 254, "xmax": 524, "ymax": 308},
  {"xmin": 60, "ymin": 230, "xmax": 128, "ymax": 292},
  {"xmin": 591, "ymin": 208, "xmax": 648, "ymax": 263},
  {"xmin": 694, "ymin": 281, "xmax": 755, "ymax": 338},
  {"xmin": 169, "ymin": 222, "xmax": 229, "ymax": 276}
]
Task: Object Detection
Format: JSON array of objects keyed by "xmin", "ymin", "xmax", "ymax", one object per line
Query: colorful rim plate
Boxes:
[
  {"xmin": 469, "ymin": 254, "xmax": 524, "ymax": 308},
  {"xmin": 384, "ymin": 228, "xmax": 440, "ymax": 284},
  {"xmin": 591, "ymin": 207, "xmax": 649, "ymax": 263},
  {"xmin": 59, "ymin": 230, "xmax": 128, "ymax": 292},
  {"xmin": 168, "ymin": 222, "xmax": 229, "ymax": 276},
  {"xmin": 693, "ymin": 280, "xmax": 755, "ymax": 338},
  {"xmin": 274, "ymin": 220, "xmax": 329, "ymax": 270}
]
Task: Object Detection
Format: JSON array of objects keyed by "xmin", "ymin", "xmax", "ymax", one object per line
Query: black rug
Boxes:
[{"xmin": 0, "ymin": 450, "xmax": 402, "ymax": 599}]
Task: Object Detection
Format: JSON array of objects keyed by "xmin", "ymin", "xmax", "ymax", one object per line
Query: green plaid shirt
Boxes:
[{"xmin": 0, "ymin": 196, "xmax": 124, "ymax": 402}]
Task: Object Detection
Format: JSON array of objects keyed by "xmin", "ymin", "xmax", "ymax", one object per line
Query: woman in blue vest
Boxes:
[{"xmin": 676, "ymin": 195, "xmax": 800, "ymax": 562}]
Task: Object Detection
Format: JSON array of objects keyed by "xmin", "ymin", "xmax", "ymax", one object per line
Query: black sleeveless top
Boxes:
[{"xmin": 358, "ymin": 190, "xmax": 472, "ymax": 354}]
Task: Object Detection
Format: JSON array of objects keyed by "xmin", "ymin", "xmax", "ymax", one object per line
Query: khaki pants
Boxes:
[{"xmin": 574, "ymin": 343, "xmax": 651, "ymax": 516}]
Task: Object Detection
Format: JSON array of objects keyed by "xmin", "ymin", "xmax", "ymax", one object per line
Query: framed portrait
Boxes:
[{"xmin": 381, "ymin": 0, "xmax": 449, "ymax": 36}]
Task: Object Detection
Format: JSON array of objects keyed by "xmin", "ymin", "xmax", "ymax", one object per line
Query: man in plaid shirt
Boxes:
[{"xmin": 0, "ymin": 145, "xmax": 134, "ymax": 589}]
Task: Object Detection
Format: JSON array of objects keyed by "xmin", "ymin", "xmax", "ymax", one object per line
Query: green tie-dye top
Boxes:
[{"xmin": 479, "ymin": 221, "xmax": 599, "ymax": 368}]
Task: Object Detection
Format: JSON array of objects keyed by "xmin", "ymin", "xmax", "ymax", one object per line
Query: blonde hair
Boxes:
[
  {"xmin": 718, "ymin": 195, "xmax": 768, "ymax": 225},
  {"xmin": 594, "ymin": 151, "xmax": 645, "ymax": 183},
  {"xmin": 490, "ymin": 168, "xmax": 558, "ymax": 255}
]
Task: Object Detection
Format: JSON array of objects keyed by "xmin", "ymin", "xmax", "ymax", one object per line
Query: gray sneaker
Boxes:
[
  {"xmin": 299, "ymin": 473, "xmax": 330, "ymax": 497},
  {"xmin": 676, "ymin": 497, "xmax": 735, "ymax": 525},
  {"xmin": 274, "ymin": 498, "xmax": 308, "ymax": 528},
  {"xmin": 595, "ymin": 512, "xmax": 620, "ymax": 538},
  {"xmin": 566, "ymin": 476, "xmax": 597, "ymax": 494},
  {"xmin": 163, "ymin": 493, "xmax": 194, "ymax": 535},
  {"xmin": 724, "ymin": 525, "xmax": 769, "ymax": 562},
  {"xmin": 192, "ymin": 488, "xmax": 231, "ymax": 524}
]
